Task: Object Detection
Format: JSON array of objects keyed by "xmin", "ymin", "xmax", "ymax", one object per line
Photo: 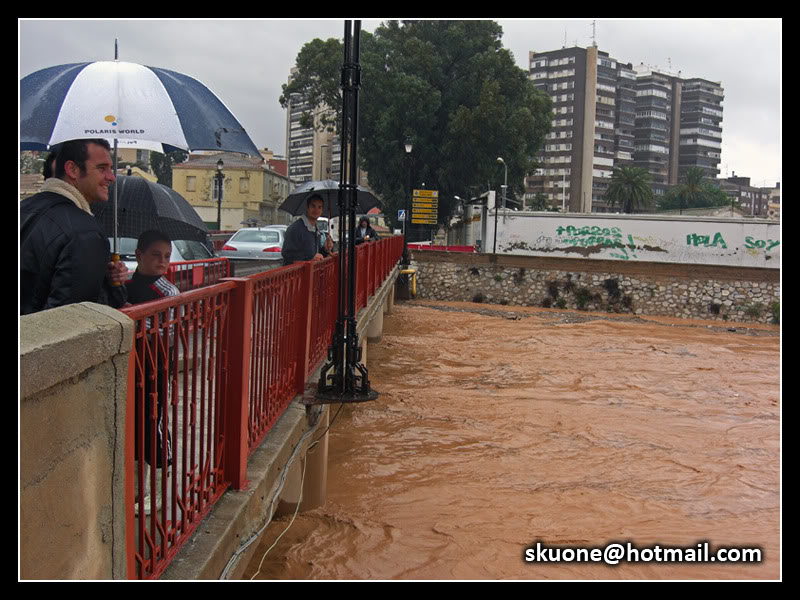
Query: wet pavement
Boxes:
[{"xmin": 242, "ymin": 300, "xmax": 781, "ymax": 580}]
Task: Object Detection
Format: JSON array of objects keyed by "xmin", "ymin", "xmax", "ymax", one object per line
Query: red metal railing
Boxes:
[
  {"xmin": 166, "ymin": 258, "xmax": 230, "ymax": 292},
  {"xmin": 123, "ymin": 282, "xmax": 236, "ymax": 580},
  {"xmin": 123, "ymin": 236, "xmax": 403, "ymax": 579}
]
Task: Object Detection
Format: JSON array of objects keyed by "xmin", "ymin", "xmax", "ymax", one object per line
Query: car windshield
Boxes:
[
  {"xmin": 112, "ymin": 237, "xmax": 212, "ymax": 262},
  {"xmin": 174, "ymin": 239, "xmax": 213, "ymax": 261},
  {"xmin": 116, "ymin": 238, "xmax": 139, "ymax": 257},
  {"xmin": 232, "ymin": 230, "xmax": 281, "ymax": 243}
]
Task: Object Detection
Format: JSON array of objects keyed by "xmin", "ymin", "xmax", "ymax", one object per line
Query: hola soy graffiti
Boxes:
[
  {"xmin": 686, "ymin": 232, "xmax": 727, "ymax": 249},
  {"xmin": 744, "ymin": 237, "xmax": 780, "ymax": 252}
]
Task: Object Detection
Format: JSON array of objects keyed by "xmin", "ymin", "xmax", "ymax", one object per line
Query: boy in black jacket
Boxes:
[{"xmin": 127, "ymin": 230, "xmax": 180, "ymax": 514}]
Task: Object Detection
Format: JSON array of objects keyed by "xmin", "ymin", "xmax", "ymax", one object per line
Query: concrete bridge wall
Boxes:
[{"xmin": 20, "ymin": 303, "xmax": 133, "ymax": 580}]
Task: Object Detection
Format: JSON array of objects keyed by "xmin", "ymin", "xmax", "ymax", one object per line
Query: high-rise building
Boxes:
[
  {"xmin": 527, "ymin": 46, "xmax": 636, "ymax": 213},
  {"xmin": 678, "ymin": 77, "xmax": 724, "ymax": 180},
  {"xmin": 527, "ymin": 46, "xmax": 723, "ymax": 212},
  {"xmin": 633, "ymin": 66, "xmax": 683, "ymax": 199},
  {"xmin": 285, "ymin": 67, "xmax": 337, "ymax": 188}
]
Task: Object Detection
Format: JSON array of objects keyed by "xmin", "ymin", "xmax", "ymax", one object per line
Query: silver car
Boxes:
[
  {"xmin": 218, "ymin": 227, "xmax": 285, "ymax": 260},
  {"xmin": 114, "ymin": 237, "xmax": 215, "ymax": 274}
]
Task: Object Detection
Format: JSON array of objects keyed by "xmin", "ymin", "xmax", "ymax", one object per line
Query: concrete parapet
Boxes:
[{"xmin": 20, "ymin": 302, "xmax": 134, "ymax": 580}]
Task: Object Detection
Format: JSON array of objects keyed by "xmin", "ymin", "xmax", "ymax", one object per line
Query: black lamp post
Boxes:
[
  {"xmin": 215, "ymin": 159, "xmax": 224, "ymax": 230},
  {"xmin": 402, "ymin": 136, "xmax": 413, "ymax": 265}
]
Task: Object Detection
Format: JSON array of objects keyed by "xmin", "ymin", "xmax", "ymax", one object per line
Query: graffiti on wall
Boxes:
[
  {"xmin": 492, "ymin": 215, "xmax": 779, "ymax": 268},
  {"xmin": 744, "ymin": 236, "xmax": 780, "ymax": 252}
]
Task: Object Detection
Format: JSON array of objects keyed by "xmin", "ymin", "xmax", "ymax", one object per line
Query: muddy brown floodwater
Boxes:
[{"xmin": 242, "ymin": 300, "xmax": 781, "ymax": 580}]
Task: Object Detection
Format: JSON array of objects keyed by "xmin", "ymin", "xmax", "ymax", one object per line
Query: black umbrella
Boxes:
[
  {"xmin": 280, "ymin": 179, "xmax": 382, "ymax": 218},
  {"xmin": 92, "ymin": 175, "xmax": 209, "ymax": 243}
]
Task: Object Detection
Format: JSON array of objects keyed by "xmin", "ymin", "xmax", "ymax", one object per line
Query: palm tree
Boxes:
[
  {"xmin": 603, "ymin": 166, "xmax": 654, "ymax": 214},
  {"xmin": 662, "ymin": 167, "xmax": 717, "ymax": 213}
]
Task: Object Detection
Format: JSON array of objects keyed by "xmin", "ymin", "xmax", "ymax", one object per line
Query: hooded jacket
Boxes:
[{"xmin": 20, "ymin": 178, "xmax": 126, "ymax": 314}]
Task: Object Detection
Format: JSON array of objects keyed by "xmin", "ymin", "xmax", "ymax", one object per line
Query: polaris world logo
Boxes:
[{"xmin": 84, "ymin": 114, "xmax": 145, "ymax": 135}]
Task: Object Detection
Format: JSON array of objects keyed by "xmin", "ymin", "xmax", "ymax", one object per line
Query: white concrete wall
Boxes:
[{"xmin": 483, "ymin": 211, "xmax": 780, "ymax": 269}]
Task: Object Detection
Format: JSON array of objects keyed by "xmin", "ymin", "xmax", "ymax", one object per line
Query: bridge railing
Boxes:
[
  {"xmin": 165, "ymin": 258, "xmax": 230, "ymax": 292},
  {"xmin": 121, "ymin": 235, "xmax": 403, "ymax": 579}
]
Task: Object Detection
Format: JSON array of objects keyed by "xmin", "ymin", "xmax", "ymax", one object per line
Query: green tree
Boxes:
[
  {"xmin": 280, "ymin": 20, "xmax": 552, "ymax": 227},
  {"xmin": 603, "ymin": 166, "xmax": 654, "ymax": 214},
  {"xmin": 527, "ymin": 192, "xmax": 553, "ymax": 211},
  {"xmin": 150, "ymin": 149, "xmax": 188, "ymax": 187},
  {"xmin": 658, "ymin": 167, "xmax": 733, "ymax": 212}
]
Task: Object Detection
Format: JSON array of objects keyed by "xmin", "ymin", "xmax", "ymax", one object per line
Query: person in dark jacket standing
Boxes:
[
  {"xmin": 20, "ymin": 139, "xmax": 128, "ymax": 315},
  {"xmin": 354, "ymin": 216, "xmax": 378, "ymax": 245},
  {"xmin": 281, "ymin": 194, "xmax": 334, "ymax": 266}
]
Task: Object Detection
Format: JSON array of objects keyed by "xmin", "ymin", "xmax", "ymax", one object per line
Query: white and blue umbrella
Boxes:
[
  {"xmin": 20, "ymin": 60, "xmax": 261, "ymax": 156},
  {"xmin": 21, "ymin": 58, "xmax": 262, "ymax": 258}
]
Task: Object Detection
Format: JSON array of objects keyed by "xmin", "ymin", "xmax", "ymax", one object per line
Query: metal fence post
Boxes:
[
  {"xmin": 295, "ymin": 261, "xmax": 315, "ymax": 393},
  {"xmin": 221, "ymin": 277, "xmax": 253, "ymax": 490}
]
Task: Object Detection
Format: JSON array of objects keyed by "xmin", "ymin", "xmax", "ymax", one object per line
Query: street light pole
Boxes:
[
  {"xmin": 402, "ymin": 136, "xmax": 413, "ymax": 265},
  {"xmin": 497, "ymin": 157, "xmax": 507, "ymax": 209},
  {"xmin": 495, "ymin": 157, "xmax": 507, "ymax": 254},
  {"xmin": 215, "ymin": 159, "xmax": 225, "ymax": 230}
]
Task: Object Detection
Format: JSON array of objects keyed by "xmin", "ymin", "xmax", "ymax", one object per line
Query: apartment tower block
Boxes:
[{"xmin": 527, "ymin": 47, "xmax": 723, "ymax": 212}]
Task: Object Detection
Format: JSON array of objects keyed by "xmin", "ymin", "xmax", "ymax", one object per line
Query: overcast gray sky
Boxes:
[{"xmin": 19, "ymin": 18, "xmax": 781, "ymax": 186}]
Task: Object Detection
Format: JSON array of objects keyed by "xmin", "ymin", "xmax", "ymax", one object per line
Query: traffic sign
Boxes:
[
  {"xmin": 413, "ymin": 208, "xmax": 438, "ymax": 215},
  {"xmin": 412, "ymin": 200, "xmax": 437, "ymax": 208},
  {"xmin": 411, "ymin": 218, "xmax": 438, "ymax": 224},
  {"xmin": 398, "ymin": 209, "xmax": 406, "ymax": 221},
  {"xmin": 413, "ymin": 189, "xmax": 439, "ymax": 198}
]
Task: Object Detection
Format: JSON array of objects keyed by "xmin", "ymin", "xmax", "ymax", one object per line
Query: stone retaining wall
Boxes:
[{"xmin": 410, "ymin": 251, "xmax": 780, "ymax": 324}]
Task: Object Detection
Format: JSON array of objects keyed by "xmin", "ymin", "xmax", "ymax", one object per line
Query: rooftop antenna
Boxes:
[
  {"xmin": 564, "ymin": 28, "xmax": 567, "ymax": 49},
  {"xmin": 591, "ymin": 20, "xmax": 597, "ymax": 47}
]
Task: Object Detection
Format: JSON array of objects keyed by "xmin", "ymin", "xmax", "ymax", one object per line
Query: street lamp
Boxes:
[
  {"xmin": 402, "ymin": 136, "xmax": 413, "ymax": 264},
  {"xmin": 215, "ymin": 159, "xmax": 225, "ymax": 231},
  {"xmin": 497, "ymin": 157, "xmax": 508, "ymax": 209},
  {"xmin": 495, "ymin": 157, "xmax": 508, "ymax": 254}
]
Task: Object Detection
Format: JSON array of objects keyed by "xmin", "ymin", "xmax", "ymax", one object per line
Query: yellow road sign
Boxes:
[
  {"xmin": 413, "ymin": 207, "xmax": 438, "ymax": 215},
  {"xmin": 412, "ymin": 202, "xmax": 437, "ymax": 210},
  {"xmin": 413, "ymin": 189, "xmax": 439, "ymax": 198},
  {"xmin": 411, "ymin": 218, "xmax": 438, "ymax": 224}
]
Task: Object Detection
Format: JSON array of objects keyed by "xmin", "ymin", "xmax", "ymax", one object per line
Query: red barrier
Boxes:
[
  {"xmin": 122, "ymin": 236, "xmax": 403, "ymax": 579},
  {"xmin": 165, "ymin": 258, "xmax": 230, "ymax": 292}
]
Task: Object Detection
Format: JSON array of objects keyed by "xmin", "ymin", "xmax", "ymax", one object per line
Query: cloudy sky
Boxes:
[{"xmin": 19, "ymin": 18, "xmax": 781, "ymax": 186}]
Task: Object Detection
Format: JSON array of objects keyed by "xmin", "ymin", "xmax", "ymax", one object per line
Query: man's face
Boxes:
[
  {"xmin": 70, "ymin": 143, "xmax": 115, "ymax": 204},
  {"xmin": 135, "ymin": 240, "xmax": 172, "ymax": 277},
  {"xmin": 307, "ymin": 198, "xmax": 324, "ymax": 221}
]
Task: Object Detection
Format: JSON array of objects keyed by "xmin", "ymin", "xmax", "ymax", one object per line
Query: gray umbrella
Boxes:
[
  {"xmin": 280, "ymin": 179, "xmax": 382, "ymax": 218},
  {"xmin": 92, "ymin": 175, "xmax": 209, "ymax": 243}
]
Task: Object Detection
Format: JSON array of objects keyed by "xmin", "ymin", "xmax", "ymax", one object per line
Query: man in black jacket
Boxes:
[
  {"xmin": 354, "ymin": 216, "xmax": 378, "ymax": 245},
  {"xmin": 20, "ymin": 139, "xmax": 129, "ymax": 315},
  {"xmin": 281, "ymin": 194, "xmax": 334, "ymax": 266}
]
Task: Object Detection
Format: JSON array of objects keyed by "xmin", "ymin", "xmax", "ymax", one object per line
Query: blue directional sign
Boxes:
[{"xmin": 398, "ymin": 209, "xmax": 406, "ymax": 221}]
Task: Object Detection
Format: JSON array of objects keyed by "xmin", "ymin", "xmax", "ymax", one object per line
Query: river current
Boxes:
[{"xmin": 243, "ymin": 301, "xmax": 781, "ymax": 580}]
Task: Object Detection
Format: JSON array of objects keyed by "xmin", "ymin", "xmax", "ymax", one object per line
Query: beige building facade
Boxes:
[{"xmin": 173, "ymin": 152, "xmax": 290, "ymax": 230}]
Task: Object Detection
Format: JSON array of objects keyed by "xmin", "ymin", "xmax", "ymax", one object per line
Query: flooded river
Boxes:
[{"xmin": 243, "ymin": 301, "xmax": 781, "ymax": 580}]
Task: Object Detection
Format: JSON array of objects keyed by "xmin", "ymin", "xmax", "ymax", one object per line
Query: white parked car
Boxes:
[{"xmin": 217, "ymin": 227, "xmax": 286, "ymax": 261}]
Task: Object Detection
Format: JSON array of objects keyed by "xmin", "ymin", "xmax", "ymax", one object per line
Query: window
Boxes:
[
  {"xmin": 186, "ymin": 176, "xmax": 196, "ymax": 192},
  {"xmin": 239, "ymin": 177, "xmax": 249, "ymax": 194}
]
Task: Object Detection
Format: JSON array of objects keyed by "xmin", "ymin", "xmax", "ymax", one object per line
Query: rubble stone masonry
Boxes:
[{"xmin": 411, "ymin": 251, "xmax": 780, "ymax": 324}]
